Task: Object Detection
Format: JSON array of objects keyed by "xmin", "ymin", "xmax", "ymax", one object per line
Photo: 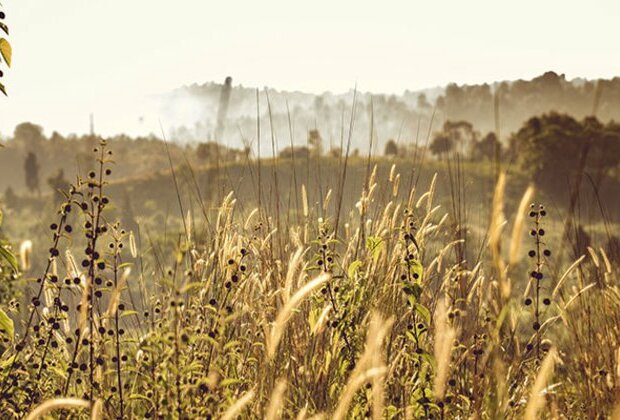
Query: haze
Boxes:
[{"xmin": 1, "ymin": 0, "xmax": 619, "ymax": 137}]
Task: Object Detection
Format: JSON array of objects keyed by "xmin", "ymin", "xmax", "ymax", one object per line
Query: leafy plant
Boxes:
[{"xmin": 0, "ymin": 2, "xmax": 11, "ymax": 96}]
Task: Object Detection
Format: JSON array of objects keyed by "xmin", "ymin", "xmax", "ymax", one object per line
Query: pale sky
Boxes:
[{"xmin": 1, "ymin": 0, "xmax": 619, "ymax": 137}]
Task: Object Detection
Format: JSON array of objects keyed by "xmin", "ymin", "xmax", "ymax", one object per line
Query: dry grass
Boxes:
[{"xmin": 0, "ymin": 141, "xmax": 619, "ymax": 419}]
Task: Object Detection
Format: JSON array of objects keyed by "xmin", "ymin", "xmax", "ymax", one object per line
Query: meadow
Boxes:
[
  {"xmin": 3, "ymin": 0, "xmax": 620, "ymax": 416},
  {"xmin": 0, "ymin": 134, "xmax": 619, "ymax": 419}
]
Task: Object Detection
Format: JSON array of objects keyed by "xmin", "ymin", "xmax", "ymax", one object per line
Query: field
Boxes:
[
  {"xmin": 0, "ymin": 136, "xmax": 619, "ymax": 419},
  {"xmin": 4, "ymin": 0, "xmax": 620, "ymax": 417}
]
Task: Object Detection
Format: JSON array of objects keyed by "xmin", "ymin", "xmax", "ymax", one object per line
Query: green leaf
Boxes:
[
  {"xmin": 347, "ymin": 260, "xmax": 362, "ymax": 279},
  {"xmin": 223, "ymin": 340, "xmax": 241, "ymax": 351},
  {"xmin": 0, "ymin": 246, "xmax": 18, "ymax": 273},
  {"xmin": 181, "ymin": 361, "xmax": 202, "ymax": 373},
  {"xmin": 50, "ymin": 366, "xmax": 67, "ymax": 379},
  {"xmin": 414, "ymin": 303, "xmax": 431, "ymax": 324},
  {"xmin": 0, "ymin": 22, "xmax": 7, "ymax": 36},
  {"xmin": 219, "ymin": 378, "xmax": 242, "ymax": 387},
  {"xmin": 307, "ymin": 307, "xmax": 319, "ymax": 331},
  {"xmin": 386, "ymin": 406, "xmax": 399, "ymax": 417},
  {"xmin": 0, "ymin": 354, "xmax": 16, "ymax": 369},
  {"xmin": 366, "ymin": 236, "xmax": 384, "ymax": 261},
  {"xmin": 0, "ymin": 38, "xmax": 11, "ymax": 67},
  {"xmin": 409, "ymin": 259, "xmax": 424, "ymax": 282},
  {"xmin": 404, "ymin": 282, "xmax": 422, "ymax": 300},
  {"xmin": 0, "ymin": 82, "xmax": 6, "ymax": 97},
  {"xmin": 128, "ymin": 394, "xmax": 151, "ymax": 402},
  {"xmin": 0, "ymin": 308, "xmax": 14, "ymax": 341},
  {"xmin": 180, "ymin": 282, "xmax": 203, "ymax": 293}
]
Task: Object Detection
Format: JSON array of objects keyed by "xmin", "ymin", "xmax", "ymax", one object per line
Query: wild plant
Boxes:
[{"xmin": 0, "ymin": 149, "xmax": 617, "ymax": 418}]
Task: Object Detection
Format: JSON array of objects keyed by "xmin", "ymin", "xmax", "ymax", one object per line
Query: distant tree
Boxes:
[
  {"xmin": 196, "ymin": 141, "xmax": 234, "ymax": 162},
  {"xmin": 214, "ymin": 76, "xmax": 233, "ymax": 141},
  {"xmin": 447, "ymin": 121, "xmax": 478, "ymax": 154},
  {"xmin": 510, "ymin": 113, "xmax": 620, "ymax": 189},
  {"xmin": 384, "ymin": 139, "xmax": 398, "ymax": 157},
  {"xmin": 14, "ymin": 122, "xmax": 45, "ymax": 150},
  {"xmin": 242, "ymin": 146, "xmax": 251, "ymax": 160},
  {"xmin": 171, "ymin": 125, "xmax": 196, "ymax": 143},
  {"xmin": 24, "ymin": 152, "xmax": 40, "ymax": 195},
  {"xmin": 308, "ymin": 129, "xmax": 322, "ymax": 156},
  {"xmin": 49, "ymin": 131, "xmax": 65, "ymax": 144},
  {"xmin": 196, "ymin": 142, "xmax": 213, "ymax": 161},
  {"xmin": 3, "ymin": 186, "xmax": 17, "ymax": 209},
  {"xmin": 399, "ymin": 143, "xmax": 426, "ymax": 159},
  {"xmin": 279, "ymin": 146, "xmax": 310, "ymax": 160},
  {"xmin": 435, "ymin": 96, "xmax": 446, "ymax": 110},
  {"xmin": 313, "ymin": 96, "xmax": 326, "ymax": 118},
  {"xmin": 510, "ymin": 113, "xmax": 581, "ymax": 187},
  {"xmin": 472, "ymin": 132, "xmax": 501, "ymax": 161},
  {"xmin": 430, "ymin": 71, "xmax": 620, "ymax": 136},
  {"xmin": 417, "ymin": 93, "xmax": 431, "ymax": 110},
  {"xmin": 430, "ymin": 120, "xmax": 478, "ymax": 159},
  {"xmin": 328, "ymin": 147, "xmax": 342, "ymax": 158},
  {"xmin": 429, "ymin": 134, "xmax": 453, "ymax": 159},
  {"xmin": 47, "ymin": 168, "xmax": 70, "ymax": 206},
  {"xmin": 587, "ymin": 119, "xmax": 620, "ymax": 185}
]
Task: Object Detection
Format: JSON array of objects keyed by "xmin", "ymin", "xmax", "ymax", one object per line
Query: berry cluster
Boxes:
[{"xmin": 523, "ymin": 203, "xmax": 552, "ymax": 359}]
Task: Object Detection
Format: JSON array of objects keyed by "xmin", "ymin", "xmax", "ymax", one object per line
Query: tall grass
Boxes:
[{"xmin": 0, "ymin": 139, "xmax": 619, "ymax": 419}]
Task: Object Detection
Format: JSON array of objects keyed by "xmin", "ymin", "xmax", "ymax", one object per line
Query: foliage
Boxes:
[
  {"xmin": 429, "ymin": 134, "xmax": 453, "ymax": 158},
  {"xmin": 196, "ymin": 141, "xmax": 245, "ymax": 163},
  {"xmin": 510, "ymin": 112, "xmax": 620, "ymax": 189},
  {"xmin": 308, "ymin": 129, "xmax": 323, "ymax": 156},
  {"xmin": 437, "ymin": 71, "xmax": 620, "ymax": 135},
  {"xmin": 430, "ymin": 120, "xmax": 479, "ymax": 159},
  {"xmin": 384, "ymin": 139, "xmax": 398, "ymax": 156},
  {"xmin": 279, "ymin": 145, "xmax": 310, "ymax": 160},
  {"xmin": 23, "ymin": 152, "xmax": 40, "ymax": 195},
  {"xmin": 471, "ymin": 132, "xmax": 501, "ymax": 161},
  {"xmin": 0, "ymin": 4, "xmax": 10, "ymax": 96}
]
